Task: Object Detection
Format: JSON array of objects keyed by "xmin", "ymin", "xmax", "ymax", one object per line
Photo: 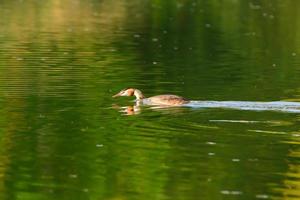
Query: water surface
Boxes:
[{"xmin": 0, "ymin": 0, "xmax": 300, "ymax": 199}]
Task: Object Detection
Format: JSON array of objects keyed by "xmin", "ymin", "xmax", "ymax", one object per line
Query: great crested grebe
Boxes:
[{"xmin": 112, "ymin": 88, "xmax": 189, "ymax": 106}]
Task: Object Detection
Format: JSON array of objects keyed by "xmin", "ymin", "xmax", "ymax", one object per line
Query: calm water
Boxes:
[{"xmin": 0, "ymin": 0, "xmax": 300, "ymax": 199}]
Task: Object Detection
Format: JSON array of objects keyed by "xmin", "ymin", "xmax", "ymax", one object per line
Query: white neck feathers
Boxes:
[{"xmin": 133, "ymin": 89, "xmax": 145, "ymax": 100}]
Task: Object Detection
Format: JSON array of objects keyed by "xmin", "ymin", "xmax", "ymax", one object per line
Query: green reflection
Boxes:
[{"xmin": 0, "ymin": 0, "xmax": 300, "ymax": 199}]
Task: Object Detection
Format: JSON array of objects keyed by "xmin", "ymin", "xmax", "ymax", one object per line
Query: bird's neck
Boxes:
[{"xmin": 134, "ymin": 89, "xmax": 145, "ymax": 100}]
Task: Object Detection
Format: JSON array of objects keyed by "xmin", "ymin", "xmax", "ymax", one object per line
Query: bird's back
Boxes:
[{"xmin": 144, "ymin": 94, "xmax": 189, "ymax": 106}]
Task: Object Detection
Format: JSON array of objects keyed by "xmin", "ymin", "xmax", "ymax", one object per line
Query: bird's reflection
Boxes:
[
  {"xmin": 121, "ymin": 105, "xmax": 141, "ymax": 115},
  {"xmin": 112, "ymin": 101, "xmax": 141, "ymax": 115},
  {"xmin": 112, "ymin": 101, "xmax": 187, "ymax": 115}
]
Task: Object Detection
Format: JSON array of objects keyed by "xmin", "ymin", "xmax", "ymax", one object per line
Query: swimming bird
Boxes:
[{"xmin": 112, "ymin": 88, "xmax": 189, "ymax": 106}]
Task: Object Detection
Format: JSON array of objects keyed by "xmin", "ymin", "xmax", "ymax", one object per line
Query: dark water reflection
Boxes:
[{"xmin": 1, "ymin": 0, "xmax": 300, "ymax": 199}]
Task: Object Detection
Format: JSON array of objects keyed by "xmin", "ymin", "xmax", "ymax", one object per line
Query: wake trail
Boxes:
[{"xmin": 186, "ymin": 101, "xmax": 300, "ymax": 113}]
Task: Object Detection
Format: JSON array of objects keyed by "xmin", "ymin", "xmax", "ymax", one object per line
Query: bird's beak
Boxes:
[{"xmin": 112, "ymin": 92, "xmax": 121, "ymax": 98}]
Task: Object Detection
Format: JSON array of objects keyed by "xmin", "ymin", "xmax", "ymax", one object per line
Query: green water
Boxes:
[{"xmin": 0, "ymin": 0, "xmax": 300, "ymax": 199}]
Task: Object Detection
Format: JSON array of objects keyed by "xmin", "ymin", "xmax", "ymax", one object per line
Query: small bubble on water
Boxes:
[
  {"xmin": 206, "ymin": 141, "xmax": 216, "ymax": 145},
  {"xmin": 47, "ymin": 189, "xmax": 54, "ymax": 193},
  {"xmin": 221, "ymin": 190, "xmax": 230, "ymax": 195},
  {"xmin": 249, "ymin": 3, "xmax": 261, "ymax": 10},
  {"xmin": 256, "ymin": 194, "xmax": 269, "ymax": 199},
  {"xmin": 38, "ymin": 114, "xmax": 45, "ymax": 118},
  {"xmin": 96, "ymin": 144, "xmax": 103, "ymax": 148},
  {"xmin": 208, "ymin": 152, "xmax": 215, "ymax": 156},
  {"xmin": 221, "ymin": 190, "xmax": 243, "ymax": 195},
  {"xmin": 153, "ymin": 61, "xmax": 157, "ymax": 65},
  {"xmin": 83, "ymin": 188, "xmax": 89, "ymax": 193},
  {"xmin": 272, "ymin": 64, "xmax": 276, "ymax": 67},
  {"xmin": 292, "ymin": 52, "xmax": 296, "ymax": 56},
  {"xmin": 232, "ymin": 158, "xmax": 240, "ymax": 162},
  {"xmin": 133, "ymin": 34, "xmax": 141, "ymax": 38},
  {"xmin": 152, "ymin": 38, "xmax": 159, "ymax": 42},
  {"xmin": 205, "ymin": 24, "xmax": 211, "ymax": 28},
  {"xmin": 232, "ymin": 191, "xmax": 243, "ymax": 195},
  {"xmin": 176, "ymin": 3, "xmax": 183, "ymax": 8},
  {"xmin": 69, "ymin": 174, "xmax": 78, "ymax": 178}
]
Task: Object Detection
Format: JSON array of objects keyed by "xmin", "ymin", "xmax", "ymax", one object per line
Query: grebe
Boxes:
[{"xmin": 112, "ymin": 88, "xmax": 189, "ymax": 106}]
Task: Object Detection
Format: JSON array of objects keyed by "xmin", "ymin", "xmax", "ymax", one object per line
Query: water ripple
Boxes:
[{"xmin": 187, "ymin": 101, "xmax": 300, "ymax": 113}]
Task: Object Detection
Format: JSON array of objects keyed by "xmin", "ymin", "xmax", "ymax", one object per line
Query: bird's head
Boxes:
[{"xmin": 112, "ymin": 88, "xmax": 135, "ymax": 98}]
